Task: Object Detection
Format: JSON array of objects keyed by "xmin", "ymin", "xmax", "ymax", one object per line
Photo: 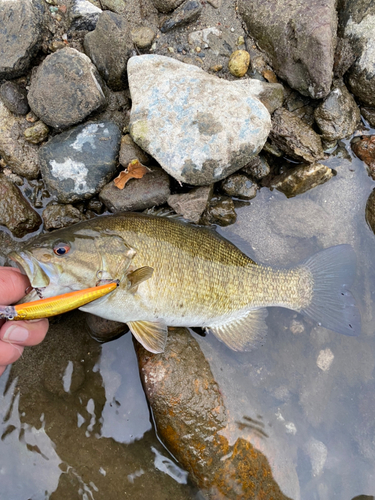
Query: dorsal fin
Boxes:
[
  {"xmin": 128, "ymin": 319, "xmax": 168, "ymax": 353},
  {"xmin": 208, "ymin": 308, "xmax": 268, "ymax": 351}
]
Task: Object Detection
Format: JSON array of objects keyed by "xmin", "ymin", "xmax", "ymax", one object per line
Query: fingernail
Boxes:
[{"xmin": 3, "ymin": 324, "xmax": 29, "ymax": 342}]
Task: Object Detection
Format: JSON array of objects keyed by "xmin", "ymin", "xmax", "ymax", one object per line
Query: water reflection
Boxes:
[{"xmin": 0, "ymin": 312, "xmax": 196, "ymax": 499}]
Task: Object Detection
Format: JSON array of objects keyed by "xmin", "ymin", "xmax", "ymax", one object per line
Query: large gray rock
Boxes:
[
  {"xmin": 0, "ymin": 174, "xmax": 41, "ymax": 238},
  {"xmin": 0, "ymin": 101, "xmax": 39, "ymax": 179},
  {"xmin": 314, "ymin": 83, "xmax": 360, "ymax": 141},
  {"xmin": 99, "ymin": 166, "xmax": 170, "ymax": 212},
  {"xmin": 238, "ymin": 0, "xmax": 337, "ymax": 99},
  {"xmin": 128, "ymin": 55, "xmax": 271, "ymax": 185},
  {"xmin": 84, "ymin": 11, "xmax": 133, "ymax": 91},
  {"xmin": 343, "ymin": 9, "xmax": 375, "ymax": 107},
  {"xmin": 0, "ymin": 0, "xmax": 42, "ymax": 79},
  {"xmin": 28, "ymin": 48, "xmax": 107, "ymax": 130},
  {"xmin": 39, "ymin": 121, "xmax": 121, "ymax": 203}
]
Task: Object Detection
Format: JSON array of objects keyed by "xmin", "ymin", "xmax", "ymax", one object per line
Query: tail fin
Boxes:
[{"xmin": 300, "ymin": 245, "xmax": 361, "ymax": 336}]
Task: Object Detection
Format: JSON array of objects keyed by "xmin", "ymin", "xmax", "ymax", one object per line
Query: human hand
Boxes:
[{"xmin": 0, "ymin": 267, "xmax": 49, "ymax": 377}]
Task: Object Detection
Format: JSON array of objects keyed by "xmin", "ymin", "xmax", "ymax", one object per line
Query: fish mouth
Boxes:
[{"xmin": 8, "ymin": 251, "xmax": 56, "ymax": 301}]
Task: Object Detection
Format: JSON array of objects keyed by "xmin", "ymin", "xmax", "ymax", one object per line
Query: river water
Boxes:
[{"xmin": 0, "ymin": 144, "xmax": 374, "ymax": 499}]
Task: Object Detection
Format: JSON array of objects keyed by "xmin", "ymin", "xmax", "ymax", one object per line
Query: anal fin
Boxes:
[
  {"xmin": 128, "ymin": 319, "xmax": 168, "ymax": 353},
  {"xmin": 208, "ymin": 308, "xmax": 268, "ymax": 351}
]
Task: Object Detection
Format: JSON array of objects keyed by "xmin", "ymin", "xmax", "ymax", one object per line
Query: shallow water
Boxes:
[{"xmin": 1, "ymin": 146, "xmax": 375, "ymax": 499}]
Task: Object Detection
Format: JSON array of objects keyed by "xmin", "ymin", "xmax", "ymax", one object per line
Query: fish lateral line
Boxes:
[{"xmin": 0, "ymin": 281, "xmax": 119, "ymax": 321}]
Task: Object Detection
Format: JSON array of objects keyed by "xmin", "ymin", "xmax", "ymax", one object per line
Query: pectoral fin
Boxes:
[
  {"xmin": 208, "ymin": 308, "xmax": 268, "ymax": 351},
  {"xmin": 128, "ymin": 319, "xmax": 168, "ymax": 353},
  {"xmin": 127, "ymin": 266, "xmax": 154, "ymax": 292}
]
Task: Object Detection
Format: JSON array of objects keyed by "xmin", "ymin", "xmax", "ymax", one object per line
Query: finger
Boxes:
[
  {"xmin": 0, "ymin": 340, "xmax": 24, "ymax": 366},
  {"xmin": 0, "ymin": 268, "xmax": 30, "ymax": 305},
  {"xmin": 0, "ymin": 318, "xmax": 49, "ymax": 346}
]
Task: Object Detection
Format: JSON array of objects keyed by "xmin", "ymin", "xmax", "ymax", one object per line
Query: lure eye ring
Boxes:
[{"xmin": 53, "ymin": 242, "xmax": 71, "ymax": 256}]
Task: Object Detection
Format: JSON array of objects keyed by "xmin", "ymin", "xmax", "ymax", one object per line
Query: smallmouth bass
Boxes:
[{"xmin": 9, "ymin": 212, "xmax": 360, "ymax": 352}]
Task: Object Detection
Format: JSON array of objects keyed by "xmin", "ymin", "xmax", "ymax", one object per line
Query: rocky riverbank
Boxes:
[{"xmin": 2, "ymin": 0, "xmax": 375, "ymax": 499}]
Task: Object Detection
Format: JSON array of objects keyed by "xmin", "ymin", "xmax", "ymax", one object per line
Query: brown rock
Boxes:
[
  {"xmin": 85, "ymin": 313, "xmax": 128, "ymax": 342},
  {"xmin": 351, "ymin": 135, "xmax": 375, "ymax": 180},
  {"xmin": 135, "ymin": 328, "xmax": 292, "ymax": 499},
  {"xmin": 0, "ymin": 174, "xmax": 42, "ymax": 237},
  {"xmin": 269, "ymin": 108, "xmax": 324, "ymax": 163},
  {"xmin": 167, "ymin": 185, "xmax": 213, "ymax": 223},
  {"xmin": 42, "ymin": 203, "xmax": 85, "ymax": 230},
  {"xmin": 273, "ymin": 163, "xmax": 335, "ymax": 198},
  {"xmin": 200, "ymin": 195, "xmax": 237, "ymax": 226},
  {"xmin": 119, "ymin": 134, "xmax": 151, "ymax": 168}
]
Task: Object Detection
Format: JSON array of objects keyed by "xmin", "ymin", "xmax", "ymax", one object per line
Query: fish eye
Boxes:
[{"xmin": 53, "ymin": 242, "xmax": 71, "ymax": 256}]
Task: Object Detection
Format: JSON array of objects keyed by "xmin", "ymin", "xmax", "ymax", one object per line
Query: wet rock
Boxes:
[
  {"xmin": 361, "ymin": 107, "xmax": 375, "ymax": 128},
  {"xmin": 85, "ymin": 313, "xmax": 128, "ymax": 342},
  {"xmin": 273, "ymin": 163, "xmax": 335, "ymax": 198},
  {"xmin": 0, "ymin": 174, "xmax": 42, "ymax": 238},
  {"xmin": 69, "ymin": 0, "xmax": 102, "ymax": 30},
  {"xmin": 200, "ymin": 195, "xmax": 237, "ymax": 226},
  {"xmin": 28, "ymin": 48, "xmax": 106, "ymax": 130},
  {"xmin": 221, "ymin": 173, "xmax": 257, "ymax": 200},
  {"xmin": 84, "ymin": 12, "xmax": 133, "ymax": 91},
  {"xmin": 87, "ymin": 197, "xmax": 104, "ymax": 214},
  {"xmin": 119, "ymin": 134, "xmax": 151, "ymax": 168},
  {"xmin": 0, "ymin": 81, "xmax": 29, "ymax": 115},
  {"xmin": 241, "ymin": 155, "xmax": 270, "ymax": 180},
  {"xmin": 131, "ymin": 27, "xmax": 156, "ymax": 49},
  {"xmin": 128, "ymin": 55, "xmax": 271, "ymax": 185},
  {"xmin": 228, "ymin": 50, "xmax": 250, "ymax": 77},
  {"xmin": 0, "ymin": 101, "xmax": 39, "ymax": 179},
  {"xmin": 167, "ymin": 185, "xmax": 213, "ymax": 223},
  {"xmin": 269, "ymin": 108, "xmax": 324, "ymax": 163},
  {"xmin": 344, "ymin": 9, "xmax": 375, "ymax": 107},
  {"xmin": 39, "ymin": 121, "xmax": 121, "ymax": 203},
  {"xmin": 351, "ymin": 135, "xmax": 375, "ymax": 180},
  {"xmin": 42, "ymin": 203, "xmax": 85, "ymax": 230},
  {"xmin": 239, "ymin": 0, "xmax": 337, "ymax": 99},
  {"xmin": 24, "ymin": 121, "xmax": 50, "ymax": 144},
  {"xmin": 283, "ymin": 87, "xmax": 315, "ymax": 126},
  {"xmin": 160, "ymin": 0, "xmax": 202, "ymax": 33},
  {"xmin": 314, "ymin": 84, "xmax": 360, "ymax": 141},
  {"xmin": 151, "ymin": 0, "xmax": 184, "ymax": 13},
  {"xmin": 99, "ymin": 167, "xmax": 170, "ymax": 212},
  {"xmin": 0, "ymin": 0, "xmax": 42, "ymax": 79},
  {"xmin": 135, "ymin": 328, "xmax": 292, "ymax": 499}
]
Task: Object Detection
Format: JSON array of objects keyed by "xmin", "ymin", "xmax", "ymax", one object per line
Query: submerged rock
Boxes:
[
  {"xmin": 273, "ymin": 163, "xmax": 335, "ymax": 198},
  {"xmin": 0, "ymin": 101, "xmax": 40, "ymax": 179},
  {"xmin": 160, "ymin": 0, "xmax": 202, "ymax": 33},
  {"xmin": 99, "ymin": 167, "xmax": 170, "ymax": 212},
  {"xmin": 28, "ymin": 48, "xmax": 107, "ymax": 129},
  {"xmin": 0, "ymin": 174, "xmax": 42, "ymax": 238},
  {"xmin": 269, "ymin": 108, "xmax": 324, "ymax": 163},
  {"xmin": 42, "ymin": 203, "xmax": 85, "ymax": 230},
  {"xmin": 221, "ymin": 173, "xmax": 257, "ymax": 200},
  {"xmin": 238, "ymin": 0, "xmax": 337, "ymax": 99},
  {"xmin": 128, "ymin": 55, "xmax": 271, "ymax": 185},
  {"xmin": 314, "ymin": 84, "xmax": 360, "ymax": 141},
  {"xmin": 39, "ymin": 121, "xmax": 121, "ymax": 203},
  {"xmin": 0, "ymin": 0, "xmax": 42, "ymax": 79},
  {"xmin": 84, "ymin": 12, "xmax": 133, "ymax": 91},
  {"xmin": 167, "ymin": 185, "xmax": 213, "ymax": 223},
  {"xmin": 351, "ymin": 135, "xmax": 375, "ymax": 180},
  {"xmin": 200, "ymin": 195, "xmax": 237, "ymax": 226},
  {"xmin": 85, "ymin": 313, "xmax": 128, "ymax": 342},
  {"xmin": 135, "ymin": 328, "xmax": 292, "ymax": 499},
  {"xmin": 0, "ymin": 81, "xmax": 29, "ymax": 115}
]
